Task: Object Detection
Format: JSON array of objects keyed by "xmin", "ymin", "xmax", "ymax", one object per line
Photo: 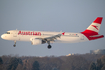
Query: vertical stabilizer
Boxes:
[
  {"xmin": 82, "ymin": 17, "xmax": 103, "ymax": 35},
  {"xmin": 81, "ymin": 17, "xmax": 104, "ymax": 40}
]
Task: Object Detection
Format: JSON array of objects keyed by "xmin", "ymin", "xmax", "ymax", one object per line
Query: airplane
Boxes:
[{"xmin": 1, "ymin": 17, "xmax": 104, "ymax": 49}]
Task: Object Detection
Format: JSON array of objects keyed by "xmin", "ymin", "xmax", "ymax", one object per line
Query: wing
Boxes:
[{"xmin": 37, "ymin": 32, "xmax": 65, "ymax": 42}]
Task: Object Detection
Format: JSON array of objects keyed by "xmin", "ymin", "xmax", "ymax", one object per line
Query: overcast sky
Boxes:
[{"xmin": 0, "ymin": 0, "xmax": 105, "ymax": 57}]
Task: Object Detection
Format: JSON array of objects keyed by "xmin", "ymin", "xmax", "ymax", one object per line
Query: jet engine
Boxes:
[{"xmin": 31, "ymin": 39, "xmax": 46, "ymax": 45}]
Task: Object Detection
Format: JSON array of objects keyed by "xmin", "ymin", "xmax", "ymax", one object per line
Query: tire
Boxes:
[
  {"xmin": 47, "ymin": 45, "xmax": 51, "ymax": 49},
  {"xmin": 13, "ymin": 44, "xmax": 16, "ymax": 47}
]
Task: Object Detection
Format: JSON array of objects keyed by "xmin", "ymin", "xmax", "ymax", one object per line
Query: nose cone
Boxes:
[
  {"xmin": 1, "ymin": 34, "xmax": 4, "ymax": 39},
  {"xmin": 1, "ymin": 34, "xmax": 6, "ymax": 39},
  {"xmin": 1, "ymin": 34, "xmax": 9, "ymax": 40}
]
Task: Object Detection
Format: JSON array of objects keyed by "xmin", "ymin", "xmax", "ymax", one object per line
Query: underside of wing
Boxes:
[{"xmin": 37, "ymin": 32, "xmax": 65, "ymax": 42}]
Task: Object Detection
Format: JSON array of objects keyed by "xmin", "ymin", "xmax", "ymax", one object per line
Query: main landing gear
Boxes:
[
  {"xmin": 13, "ymin": 41, "xmax": 16, "ymax": 47},
  {"xmin": 47, "ymin": 41, "xmax": 52, "ymax": 49},
  {"xmin": 47, "ymin": 45, "xmax": 52, "ymax": 49}
]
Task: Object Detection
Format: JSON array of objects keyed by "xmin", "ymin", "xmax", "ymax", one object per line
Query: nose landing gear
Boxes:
[
  {"xmin": 13, "ymin": 44, "xmax": 16, "ymax": 47},
  {"xmin": 13, "ymin": 41, "xmax": 16, "ymax": 47}
]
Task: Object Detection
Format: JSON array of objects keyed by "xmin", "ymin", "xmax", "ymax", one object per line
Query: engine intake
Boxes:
[{"xmin": 31, "ymin": 39, "xmax": 46, "ymax": 45}]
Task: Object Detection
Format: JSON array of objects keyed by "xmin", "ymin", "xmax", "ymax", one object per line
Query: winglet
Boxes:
[{"xmin": 62, "ymin": 32, "xmax": 65, "ymax": 35}]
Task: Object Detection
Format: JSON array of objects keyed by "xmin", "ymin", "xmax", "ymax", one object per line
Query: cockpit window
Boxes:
[{"xmin": 6, "ymin": 32, "xmax": 10, "ymax": 34}]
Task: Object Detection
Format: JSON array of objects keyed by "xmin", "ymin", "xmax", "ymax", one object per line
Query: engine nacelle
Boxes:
[{"xmin": 31, "ymin": 39, "xmax": 46, "ymax": 45}]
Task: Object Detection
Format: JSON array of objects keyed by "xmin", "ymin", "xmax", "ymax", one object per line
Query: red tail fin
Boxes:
[{"xmin": 81, "ymin": 17, "xmax": 104, "ymax": 40}]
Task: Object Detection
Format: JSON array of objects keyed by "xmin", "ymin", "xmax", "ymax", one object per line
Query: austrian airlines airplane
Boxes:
[{"xmin": 1, "ymin": 17, "xmax": 104, "ymax": 49}]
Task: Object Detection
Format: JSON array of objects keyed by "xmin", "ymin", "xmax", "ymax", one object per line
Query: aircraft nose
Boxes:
[{"xmin": 1, "ymin": 34, "xmax": 4, "ymax": 39}]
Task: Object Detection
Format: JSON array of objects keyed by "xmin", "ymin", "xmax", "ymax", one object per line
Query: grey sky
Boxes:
[{"xmin": 0, "ymin": 0, "xmax": 105, "ymax": 56}]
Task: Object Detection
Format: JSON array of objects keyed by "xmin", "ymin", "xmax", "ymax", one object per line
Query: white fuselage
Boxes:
[
  {"xmin": 1, "ymin": 17, "xmax": 104, "ymax": 49},
  {"xmin": 1, "ymin": 30, "xmax": 89, "ymax": 44}
]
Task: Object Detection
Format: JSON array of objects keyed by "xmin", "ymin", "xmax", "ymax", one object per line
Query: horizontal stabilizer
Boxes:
[
  {"xmin": 89, "ymin": 35, "xmax": 104, "ymax": 40},
  {"xmin": 90, "ymin": 35, "xmax": 104, "ymax": 37}
]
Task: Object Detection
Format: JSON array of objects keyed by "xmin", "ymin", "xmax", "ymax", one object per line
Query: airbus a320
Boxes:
[{"xmin": 1, "ymin": 17, "xmax": 104, "ymax": 49}]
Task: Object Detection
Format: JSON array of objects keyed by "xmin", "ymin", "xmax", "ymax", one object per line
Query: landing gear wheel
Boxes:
[
  {"xmin": 47, "ymin": 45, "xmax": 52, "ymax": 49},
  {"xmin": 13, "ymin": 41, "xmax": 16, "ymax": 47},
  {"xmin": 13, "ymin": 44, "xmax": 16, "ymax": 47}
]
